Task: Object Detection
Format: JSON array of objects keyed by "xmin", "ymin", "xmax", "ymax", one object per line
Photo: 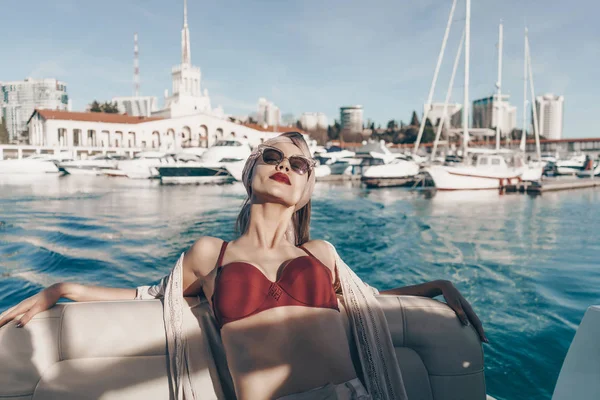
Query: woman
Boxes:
[{"xmin": 0, "ymin": 132, "xmax": 486, "ymax": 400}]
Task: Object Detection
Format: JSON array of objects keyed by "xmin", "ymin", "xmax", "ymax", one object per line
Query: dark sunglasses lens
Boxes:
[
  {"xmin": 262, "ymin": 148, "xmax": 282, "ymax": 164},
  {"xmin": 290, "ymin": 157, "xmax": 309, "ymax": 174}
]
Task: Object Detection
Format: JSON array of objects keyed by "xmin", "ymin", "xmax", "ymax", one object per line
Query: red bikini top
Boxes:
[{"xmin": 211, "ymin": 241, "xmax": 339, "ymax": 328}]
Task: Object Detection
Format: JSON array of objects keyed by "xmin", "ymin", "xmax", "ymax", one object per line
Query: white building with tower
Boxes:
[
  {"xmin": 340, "ymin": 106, "xmax": 363, "ymax": 133},
  {"xmin": 24, "ymin": 0, "xmax": 299, "ymax": 152},
  {"xmin": 535, "ymin": 94, "xmax": 564, "ymax": 139},
  {"xmin": 1, "ymin": 78, "xmax": 70, "ymax": 143},
  {"xmin": 300, "ymin": 112, "xmax": 328, "ymax": 131}
]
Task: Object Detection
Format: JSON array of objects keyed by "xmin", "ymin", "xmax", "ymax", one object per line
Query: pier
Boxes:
[{"xmin": 506, "ymin": 177, "xmax": 600, "ymax": 194}]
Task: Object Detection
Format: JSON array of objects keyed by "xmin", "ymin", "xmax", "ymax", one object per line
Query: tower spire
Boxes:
[
  {"xmin": 134, "ymin": 32, "xmax": 140, "ymax": 96},
  {"xmin": 181, "ymin": 0, "xmax": 191, "ymax": 65}
]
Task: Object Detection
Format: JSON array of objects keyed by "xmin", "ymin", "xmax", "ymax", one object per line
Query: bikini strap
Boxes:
[
  {"xmin": 299, "ymin": 244, "xmax": 340, "ymax": 289},
  {"xmin": 298, "ymin": 244, "xmax": 317, "ymax": 259},
  {"xmin": 216, "ymin": 241, "xmax": 229, "ymax": 267}
]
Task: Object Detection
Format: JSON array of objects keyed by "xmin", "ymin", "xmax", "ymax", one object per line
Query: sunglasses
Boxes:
[{"xmin": 259, "ymin": 146, "xmax": 316, "ymax": 175}]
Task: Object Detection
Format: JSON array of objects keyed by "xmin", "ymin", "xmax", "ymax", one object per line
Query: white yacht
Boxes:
[
  {"xmin": 109, "ymin": 151, "xmax": 176, "ymax": 179},
  {"xmin": 425, "ymin": 150, "xmax": 543, "ymax": 191},
  {"xmin": 556, "ymin": 154, "xmax": 587, "ymax": 175},
  {"xmin": 0, "ymin": 153, "xmax": 70, "ymax": 175},
  {"xmin": 361, "ymin": 154, "xmax": 420, "ymax": 188},
  {"xmin": 158, "ymin": 139, "xmax": 252, "ymax": 184},
  {"xmin": 59, "ymin": 154, "xmax": 129, "ymax": 176}
]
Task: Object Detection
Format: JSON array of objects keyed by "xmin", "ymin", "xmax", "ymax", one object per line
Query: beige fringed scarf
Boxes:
[{"xmin": 136, "ymin": 133, "xmax": 407, "ymax": 399}]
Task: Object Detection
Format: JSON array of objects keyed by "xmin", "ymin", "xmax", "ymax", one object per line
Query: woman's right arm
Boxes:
[
  {"xmin": 0, "ymin": 236, "xmax": 221, "ymax": 329},
  {"xmin": 0, "ymin": 283, "xmax": 136, "ymax": 329}
]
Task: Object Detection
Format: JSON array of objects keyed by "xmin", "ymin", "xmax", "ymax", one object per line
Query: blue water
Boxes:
[{"xmin": 1, "ymin": 175, "xmax": 599, "ymax": 400}]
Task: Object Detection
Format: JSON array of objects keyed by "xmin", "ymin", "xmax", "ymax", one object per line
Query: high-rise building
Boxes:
[
  {"xmin": 472, "ymin": 95, "xmax": 516, "ymax": 137},
  {"xmin": 0, "ymin": 78, "xmax": 69, "ymax": 143},
  {"xmin": 112, "ymin": 96, "xmax": 158, "ymax": 117},
  {"xmin": 257, "ymin": 98, "xmax": 280, "ymax": 126},
  {"xmin": 423, "ymin": 103, "xmax": 463, "ymax": 128},
  {"xmin": 535, "ymin": 94, "xmax": 564, "ymax": 139},
  {"xmin": 300, "ymin": 112, "xmax": 328, "ymax": 131},
  {"xmin": 340, "ymin": 106, "xmax": 363, "ymax": 133}
]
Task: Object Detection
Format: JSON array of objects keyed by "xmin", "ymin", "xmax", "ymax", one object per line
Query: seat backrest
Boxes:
[
  {"xmin": 552, "ymin": 305, "xmax": 600, "ymax": 400},
  {"xmin": 0, "ymin": 295, "xmax": 486, "ymax": 399}
]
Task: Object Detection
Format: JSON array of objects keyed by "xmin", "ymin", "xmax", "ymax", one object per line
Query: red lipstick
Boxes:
[{"xmin": 270, "ymin": 172, "xmax": 291, "ymax": 185}]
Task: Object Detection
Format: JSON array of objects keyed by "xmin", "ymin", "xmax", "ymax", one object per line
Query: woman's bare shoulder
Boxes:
[
  {"xmin": 184, "ymin": 236, "xmax": 225, "ymax": 277},
  {"xmin": 302, "ymin": 239, "xmax": 337, "ymax": 272}
]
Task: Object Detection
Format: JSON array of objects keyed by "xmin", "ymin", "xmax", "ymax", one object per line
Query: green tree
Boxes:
[
  {"xmin": 401, "ymin": 126, "xmax": 419, "ymax": 144},
  {"xmin": 101, "ymin": 101, "xmax": 119, "ymax": 113},
  {"xmin": 410, "ymin": 111, "xmax": 420, "ymax": 127},
  {"xmin": 90, "ymin": 100, "xmax": 102, "ymax": 112},
  {"xmin": 90, "ymin": 100, "xmax": 120, "ymax": 113}
]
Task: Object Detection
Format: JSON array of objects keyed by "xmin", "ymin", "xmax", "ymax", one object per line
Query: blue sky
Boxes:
[{"xmin": 1, "ymin": 0, "xmax": 598, "ymax": 137}]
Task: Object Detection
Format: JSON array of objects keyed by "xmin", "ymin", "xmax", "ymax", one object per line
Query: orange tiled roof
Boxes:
[
  {"xmin": 33, "ymin": 109, "xmax": 164, "ymax": 124},
  {"xmin": 242, "ymin": 123, "xmax": 306, "ymax": 135}
]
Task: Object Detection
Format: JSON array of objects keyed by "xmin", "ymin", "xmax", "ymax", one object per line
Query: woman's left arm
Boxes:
[{"xmin": 381, "ymin": 280, "xmax": 488, "ymax": 343}]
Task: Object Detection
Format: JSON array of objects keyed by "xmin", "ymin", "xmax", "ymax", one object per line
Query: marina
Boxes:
[
  {"xmin": 1, "ymin": 0, "xmax": 599, "ymax": 398},
  {"xmin": 0, "ymin": 175, "xmax": 598, "ymax": 400}
]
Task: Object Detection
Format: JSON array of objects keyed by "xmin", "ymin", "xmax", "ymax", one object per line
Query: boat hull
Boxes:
[
  {"xmin": 362, "ymin": 177, "xmax": 415, "ymax": 188},
  {"xmin": 0, "ymin": 159, "xmax": 61, "ymax": 174},
  {"xmin": 158, "ymin": 165, "xmax": 234, "ymax": 184},
  {"xmin": 425, "ymin": 165, "xmax": 522, "ymax": 190}
]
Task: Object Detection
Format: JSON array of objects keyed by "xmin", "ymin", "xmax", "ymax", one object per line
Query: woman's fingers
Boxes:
[
  {"xmin": 15, "ymin": 304, "xmax": 42, "ymax": 328},
  {"xmin": 0, "ymin": 304, "xmax": 26, "ymax": 328},
  {"xmin": 460, "ymin": 298, "xmax": 488, "ymax": 343},
  {"xmin": 0, "ymin": 305, "xmax": 18, "ymax": 327},
  {"xmin": 447, "ymin": 296, "xmax": 469, "ymax": 326},
  {"xmin": 0, "ymin": 297, "xmax": 37, "ymax": 328}
]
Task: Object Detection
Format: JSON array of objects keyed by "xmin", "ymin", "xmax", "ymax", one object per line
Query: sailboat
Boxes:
[{"xmin": 419, "ymin": 9, "xmax": 542, "ymax": 190}]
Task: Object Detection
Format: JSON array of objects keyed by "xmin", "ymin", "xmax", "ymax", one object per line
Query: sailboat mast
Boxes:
[
  {"xmin": 463, "ymin": 0, "xmax": 471, "ymax": 159},
  {"xmin": 431, "ymin": 30, "xmax": 465, "ymax": 162},
  {"xmin": 520, "ymin": 28, "xmax": 528, "ymax": 152},
  {"xmin": 526, "ymin": 35, "xmax": 542, "ymax": 162},
  {"xmin": 495, "ymin": 21, "xmax": 503, "ymax": 150},
  {"xmin": 413, "ymin": 0, "xmax": 457, "ymax": 155}
]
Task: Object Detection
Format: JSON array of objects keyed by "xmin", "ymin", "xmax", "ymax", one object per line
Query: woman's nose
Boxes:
[{"xmin": 277, "ymin": 158, "xmax": 291, "ymax": 171}]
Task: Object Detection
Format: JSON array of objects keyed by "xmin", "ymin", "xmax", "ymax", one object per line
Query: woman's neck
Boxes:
[{"xmin": 239, "ymin": 203, "xmax": 295, "ymax": 249}]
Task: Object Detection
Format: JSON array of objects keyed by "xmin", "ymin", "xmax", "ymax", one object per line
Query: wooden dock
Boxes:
[{"xmin": 505, "ymin": 177, "xmax": 600, "ymax": 194}]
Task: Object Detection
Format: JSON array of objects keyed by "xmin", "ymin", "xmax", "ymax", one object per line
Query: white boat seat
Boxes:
[
  {"xmin": 0, "ymin": 295, "xmax": 487, "ymax": 399},
  {"xmin": 552, "ymin": 305, "xmax": 600, "ymax": 400}
]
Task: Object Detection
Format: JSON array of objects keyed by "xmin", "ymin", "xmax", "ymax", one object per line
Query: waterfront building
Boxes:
[
  {"xmin": 340, "ymin": 106, "xmax": 363, "ymax": 133},
  {"xmin": 472, "ymin": 95, "xmax": 517, "ymax": 137},
  {"xmin": 1, "ymin": 78, "xmax": 69, "ymax": 143},
  {"xmin": 257, "ymin": 98, "xmax": 280, "ymax": 126},
  {"xmin": 112, "ymin": 96, "xmax": 158, "ymax": 117},
  {"xmin": 423, "ymin": 103, "xmax": 462, "ymax": 128},
  {"xmin": 535, "ymin": 94, "xmax": 564, "ymax": 140},
  {"xmin": 27, "ymin": 109, "xmax": 291, "ymax": 151},
  {"xmin": 300, "ymin": 112, "xmax": 328, "ymax": 131}
]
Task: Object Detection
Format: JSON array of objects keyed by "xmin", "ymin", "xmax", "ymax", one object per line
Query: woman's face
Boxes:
[{"xmin": 250, "ymin": 141, "xmax": 310, "ymax": 209}]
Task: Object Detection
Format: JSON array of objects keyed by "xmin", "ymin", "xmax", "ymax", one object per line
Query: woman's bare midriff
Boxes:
[{"xmin": 219, "ymin": 304, "xmax": 357, "ymax": 400}]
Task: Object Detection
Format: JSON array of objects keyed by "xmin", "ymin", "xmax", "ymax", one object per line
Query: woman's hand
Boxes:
[
  {"xmin": 439, "ymin": 280, "xmax": 488, "ymax": 343},
  {"xmin": 0, "ymin": 283, "xmax": 63, "ymax": 329}
]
